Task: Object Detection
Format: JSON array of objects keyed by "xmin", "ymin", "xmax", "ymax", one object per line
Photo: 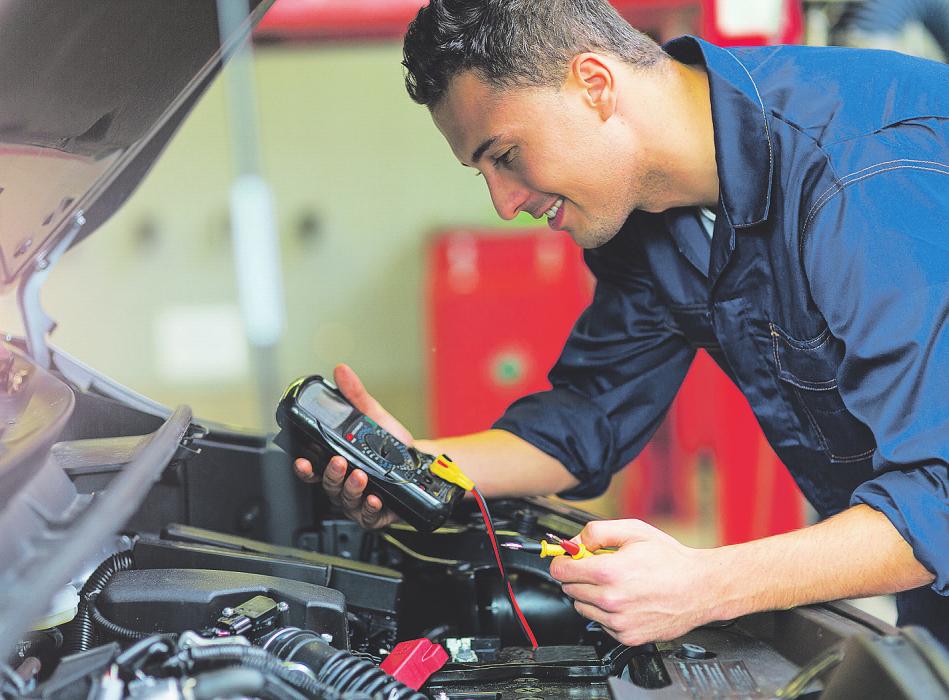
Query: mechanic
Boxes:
[{"xmin": 295, "ymin": 0, "xmax": 949, "ymax": 647}]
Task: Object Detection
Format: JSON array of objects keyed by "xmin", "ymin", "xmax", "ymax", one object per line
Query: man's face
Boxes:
[{"xmin": 432, "ymin": 69, "xmax": 667, "ymax": 249}]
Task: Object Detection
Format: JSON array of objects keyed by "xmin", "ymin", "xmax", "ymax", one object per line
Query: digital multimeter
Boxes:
[{"xmin": 273, "ymin": 375, "xmax": 467, "ymax": 532}]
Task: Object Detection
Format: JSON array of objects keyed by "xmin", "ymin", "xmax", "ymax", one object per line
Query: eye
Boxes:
[{"xmin": 493, "ymin": 148, "xmax": 517, "ymax": 169}]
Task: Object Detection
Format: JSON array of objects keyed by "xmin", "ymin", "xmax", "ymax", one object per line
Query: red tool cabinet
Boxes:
[{"xmin": 425, "ymin": 230, "xmax": 593, "ymax": 439}]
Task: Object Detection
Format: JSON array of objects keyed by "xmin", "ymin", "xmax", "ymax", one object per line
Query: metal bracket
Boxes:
[{"xmin": 15, "ymin": 212, "xmax": 86, "ymax": 369}]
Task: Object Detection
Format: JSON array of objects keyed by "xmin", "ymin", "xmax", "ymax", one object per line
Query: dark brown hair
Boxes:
[{"xmin": 402, "ymin": 0, "xmax": 667, "ymax": 108}]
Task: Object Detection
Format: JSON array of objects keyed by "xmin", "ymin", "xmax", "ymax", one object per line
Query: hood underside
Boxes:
[{"xmin": 0, "ymin": 0, "xmax": 272, "ymax": 292}]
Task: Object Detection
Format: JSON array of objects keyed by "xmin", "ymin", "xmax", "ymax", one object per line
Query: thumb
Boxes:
[
  {"xmin": 333, "ymin": 364, "xmax": 414, "ymax": 445},
  {"xmin": 334, "ymin": 364, "xmax": 376, "ymax": 415},
  {"xmin": 578, "ymin": 518, "xmax": 664, "ymax": 550}
]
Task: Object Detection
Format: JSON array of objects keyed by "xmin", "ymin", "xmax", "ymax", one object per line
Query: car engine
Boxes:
[{"xmin": 0, "ymin": 1, "xmax": 946, "ymax": 697}]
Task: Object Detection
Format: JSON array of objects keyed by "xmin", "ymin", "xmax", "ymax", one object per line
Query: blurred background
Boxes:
[{"xmin": 0, "ymin": 0, "xmax": 944, "ymax": 567}]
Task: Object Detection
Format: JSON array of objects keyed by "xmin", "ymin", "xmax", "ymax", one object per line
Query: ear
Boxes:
[{"xmin": 569, "ymin": 53, "xmax": 617, "ymax": 120}]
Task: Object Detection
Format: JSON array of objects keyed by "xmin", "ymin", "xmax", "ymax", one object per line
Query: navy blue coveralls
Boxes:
[{"xmin": 494, "ymin": 37, "xmax": 949, "ymax": 644}]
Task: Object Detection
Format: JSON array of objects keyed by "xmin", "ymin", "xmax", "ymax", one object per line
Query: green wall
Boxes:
[{"xmin": 8, "ymin": 42, "xmax": 537, "ymax": 435}]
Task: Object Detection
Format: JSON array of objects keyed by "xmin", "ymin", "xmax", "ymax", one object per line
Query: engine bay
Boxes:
[
  {"xmin": 2, "ymin": 363, "xmax": 946, "ymax": 699},
  {"xmin": 0, "ymin": 2, "xmax": 946, "ymax": 696}
]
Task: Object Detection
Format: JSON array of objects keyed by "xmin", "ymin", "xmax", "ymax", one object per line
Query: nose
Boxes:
[{"xmin": 484, "ymin": 171, "xmax": 530, "ymax": 221}]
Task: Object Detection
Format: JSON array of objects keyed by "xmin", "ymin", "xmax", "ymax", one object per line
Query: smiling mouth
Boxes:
[{"xmin": 544, "ymin": 197, "xmax": 564, "ymax": 220}]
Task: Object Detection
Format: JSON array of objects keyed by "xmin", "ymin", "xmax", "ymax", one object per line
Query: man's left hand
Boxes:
[{"xmin": 548, "ymin": 519, "xmax": 715, "ymax": 646}]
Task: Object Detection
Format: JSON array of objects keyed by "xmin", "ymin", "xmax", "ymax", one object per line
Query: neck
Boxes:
[
  {"xmin": 624, "ymin": 60, "xmax": 720, "ymax": 210},
  {"xmin": 669, "ymin": 61, "xmax": 720, "ymax": 207}
]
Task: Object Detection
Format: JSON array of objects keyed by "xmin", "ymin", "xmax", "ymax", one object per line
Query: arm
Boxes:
[
  {"xmin": 549, "ymin": 505, "xmax": 935, "ymax": 646},
  {"xmin": 299, "ymin": 225, "xmax": 695, "ymax": 526},
  {"xmin": 414, "ymin": 430, "xmax": 578, "ymax": 498},
  {"xmin": 294, "ymin": 364, "xmax": 577, "ymax": 529},
  {"xmin": 552, "ymin": 152, "xmax": 949, "ymax": 645},
  {"xmin": 708, "ymin": 504, "xmax": 934, "ymax": 618},
  {"xmin": 802, "ymin": 159, "xmax": 949, "ymax": 595}
]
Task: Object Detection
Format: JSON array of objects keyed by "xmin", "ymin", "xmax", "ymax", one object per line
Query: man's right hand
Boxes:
[{"xmin": 293, "ymin": 363, "xmax": 412, "ymax": 530}]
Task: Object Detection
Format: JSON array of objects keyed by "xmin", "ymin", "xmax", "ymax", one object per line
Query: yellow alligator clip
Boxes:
[{"xmin": 429, "ymin": 454, "xmax": 475, "ymax": 492}]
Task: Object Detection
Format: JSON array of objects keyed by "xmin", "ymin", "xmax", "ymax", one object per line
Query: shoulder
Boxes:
[
  {"xmin": 802, "ymin": 117, "xmax": 949, "ymax": 249},
  {"xmin": 800, "ymin": 149, "xmax": 949, "ymax": 309},
  {"xmin": 734, "ymin": 45, "xmax": 949, "ymax": 146}
]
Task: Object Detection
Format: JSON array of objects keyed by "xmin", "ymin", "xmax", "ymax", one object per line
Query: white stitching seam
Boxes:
[
  {"xmin": 800, "ymin": 163, "xmax": 949, "ymax": 258},
  {"xmin": 804, "ymin": 158, "xmax": 949, "ymax": 233},
  {"xmin": 723, "ymin": 49, "xmax": 774, "ymax": 224},
  {"xmin": 769, "ymin": 326, "xmax": 838, "ymax": 390}
]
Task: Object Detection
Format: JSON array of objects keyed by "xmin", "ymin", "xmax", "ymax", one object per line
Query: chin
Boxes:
[{"xmin": 570, "ymin": 219, "xmax": 626, "ymax": 249}]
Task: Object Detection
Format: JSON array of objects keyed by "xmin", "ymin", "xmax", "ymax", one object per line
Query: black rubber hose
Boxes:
[
  {"xmin": 188, "ymin": 667, "xmax": 316, "ymax": 700},
  {"xmin": 87, "ymin": 595, "xmax": 150, "ymax": 642},
  {"xmin": 115, "ymin": 633, "xmax": 178, "ymax": 674},
  {"xmin": 176, "ymin": 644, "xmax": 342, "ymax": 700},
  {"xmin": 265, "ymin": 628, "xmax": 427, "ymax": 700},
  {"xmin": 836, "ymin": 0, "xmax": 949, "ymax": 57},
  {"xmin": 66, "ymin": 551, "xmax": 135, "ymax": 653},
  {"xmin": 263, "ymin": 628, "xmax": 340, "ymax": 669},
  {"xmin": 191, "ymin": 668, "xmax": 266, "ymax": 699}
]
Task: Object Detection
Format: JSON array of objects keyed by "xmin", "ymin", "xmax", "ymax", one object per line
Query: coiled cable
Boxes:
[
  {"xmin": 266, "ymin": 628, "xmax": 426, "ymax": 700},
  {"xmin": 66, "ymin": 551, "xmax": 135, "ymax": 653},
  {"xmin": 318, "ymin": 651, "xmax": 420, "ymax": 700},
  {"xmin": 87, "ymin": 593, "xmax": 150, "ymax": 642},
  {"xmin": 170, "ymin": 643, "xmax": 343, "ymax": 700}
]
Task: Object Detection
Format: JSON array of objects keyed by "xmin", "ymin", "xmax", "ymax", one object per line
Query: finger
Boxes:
[
  {"xmin": 599, "ymin": 624, "xmax": 624, "ymax": 644},
  {"xmin": 321, "ymin": 456, "xmax": 348, "ymax": 501},
  {"xmin": 579, "ymin": 519, "xmax": 660, "ymax": 550},
  {"xmin": 358, "ymin": 496, "xmax": 385, "ymax": 529},
  {"xmin": 294, "ymin": 458, "xmax": 318, "ymax": 483},
  {"xmin": 340, "ymin": 469, "xmax": 369, "ymax": 511},
  {"xmin": 572, "ymin": 600, "xmax": 613, "ymax": 628},
  {"xmin": 334, "ymin": 364, "xmax": 384, "ymax": 418},
  {"xmin": 548, "ymin": 554, "xmax": 603, "ymax": 585},
  {"xmin": 561, "ymin": 583, "xmax": 623, "ymax": 612},
  {"xmin": 333, "ymin": 364, "xmax": 413, "ymax": 444}
]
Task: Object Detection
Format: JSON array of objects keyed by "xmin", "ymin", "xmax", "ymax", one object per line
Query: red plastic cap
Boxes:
[{"xmin": 379, "ymin": 639, "xmax": 449, "ymax": 690}]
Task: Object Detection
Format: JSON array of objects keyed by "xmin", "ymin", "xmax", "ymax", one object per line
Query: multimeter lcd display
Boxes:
[{"xmin": 298, "ymin": 383, "xmax": 353, "ymax": 430}]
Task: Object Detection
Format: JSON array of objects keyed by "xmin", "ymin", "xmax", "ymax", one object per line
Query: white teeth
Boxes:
[{"xmin": 545, "ymin": 197, "xmax": 564, "ymax": 219}]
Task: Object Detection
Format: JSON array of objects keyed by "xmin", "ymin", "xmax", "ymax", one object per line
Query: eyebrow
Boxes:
[{"xmin": 470, "ymin": 136, "xmax": 498, "ymax": 164}]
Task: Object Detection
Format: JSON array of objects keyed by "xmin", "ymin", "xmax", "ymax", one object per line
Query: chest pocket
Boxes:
[{"xmin": 770, "ymin": 322, "xmax": 876, "ymax": 463}]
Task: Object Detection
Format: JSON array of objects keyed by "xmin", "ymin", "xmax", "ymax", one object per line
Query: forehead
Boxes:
[{"xmin": 431, "ymin": 71, "xmax": 549, "ymax": 165}]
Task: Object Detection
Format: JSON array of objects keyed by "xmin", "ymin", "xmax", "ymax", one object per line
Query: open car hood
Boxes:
[
  {"xmin": 0, "ymin": 0, "xmax": 272, "ymax": 292},
  {"xmin": 0, "ymin": 0, "xmax": 273, "ymax": 656}
]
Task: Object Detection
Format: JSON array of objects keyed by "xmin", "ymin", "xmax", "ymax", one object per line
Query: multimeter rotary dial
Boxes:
[{"xmin": 364, "ymin": 431, "xmax": 412, "ymax": 467}]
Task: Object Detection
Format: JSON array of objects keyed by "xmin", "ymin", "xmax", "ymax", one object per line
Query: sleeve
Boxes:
[
  {"xmin": 493, "ymin": 228, "xmax": 695, "ymax": 500},
  {"xmin": 802, "ymin": 161, "xmax": 949, "ymax": 594}
]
